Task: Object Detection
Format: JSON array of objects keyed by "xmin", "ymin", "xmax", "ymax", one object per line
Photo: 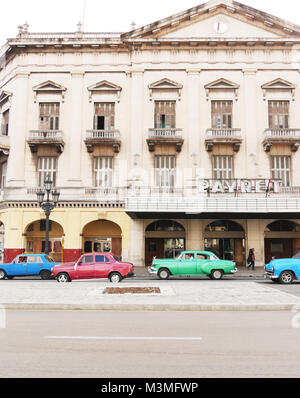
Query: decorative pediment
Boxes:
[
  {"xmin": 149, "ymin": 78, "xmax": 183, "ymax": 100},
  {"xmin": 0, "ymin": 91, "xmax": 12, "ymax": 107},
  {"xmin": 33, "ymin": 81, "xmax": 67, "ymax": 102},
  {"xmin": 205, "ymin": 78, "xmax": 240, "ymax": 100},
  {"xmin": 121, "ymin": 0, "xmax": 300, "ymax": 43},
  {"xmin": 262, "ymin": 78, "xmax": 296, "ymax": 100},
  {"xmin": 87, "ymin": 80, "xmax": 122, "ymax": 102}
]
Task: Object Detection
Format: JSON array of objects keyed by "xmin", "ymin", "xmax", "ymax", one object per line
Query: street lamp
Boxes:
[{"xmin": 36, "ymin": 175, "xmax": 60, "ymax": 255}]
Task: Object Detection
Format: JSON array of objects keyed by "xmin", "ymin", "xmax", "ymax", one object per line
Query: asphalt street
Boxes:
[{"xmin": 1, "ymin": 310, "xmax": 300, "ymax": 378}]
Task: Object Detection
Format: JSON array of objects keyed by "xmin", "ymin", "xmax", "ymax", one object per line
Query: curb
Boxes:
[{"xmin": 2, "ymin": 303, "xmax": 298, "ymax": 311}]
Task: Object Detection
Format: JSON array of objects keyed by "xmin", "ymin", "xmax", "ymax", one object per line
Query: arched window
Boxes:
[
  {"xmin": 146, "ymin": 220, "xmax": 185, "ymax": 232},
  {"xmin": 205, "ymin": 220, "xmax": 244, "ymax": 232},
  {"xmin": 265, "ymin": 220, "xmax": 299, "ymax": 232}
]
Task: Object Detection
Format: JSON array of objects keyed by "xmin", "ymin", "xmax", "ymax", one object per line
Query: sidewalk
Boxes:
[{"xmin": 1, "ymin": 274, "xmax": 300, "ymax": 312}]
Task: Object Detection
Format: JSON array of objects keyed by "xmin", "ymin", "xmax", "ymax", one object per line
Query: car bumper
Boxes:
[
  {"xmin": 264, "ymin": 271, "xmax": 279, "ymax": 279},
  {"xmin": 125, "ymin": 272, "xmax": 136, "ymax": 279},
  {"xmin": 148, "ymin": 266, "xmax": 158, "ymax": 275},
  {"xmin": 230, "ymin": 268, "xmax": 238, "ymax": 274}
]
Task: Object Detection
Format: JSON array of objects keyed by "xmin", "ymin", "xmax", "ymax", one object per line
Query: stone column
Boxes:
[
  {"xmin": 186, "ymin": 69, "xmax": 201, "ymax": 174},
  {"xmin": 129, "ymin": 69, "xmax": 144, "ymax": 171},
  {"xmin": 129, "ymin": 219, "xmax": 145, "ymax": 267},
  {"xmin": 187, "ymin": 219, "xmax": 204, "ymax": 250},
  {"xmin": 246, "ymin": 219, "xmax": 265, "ymax": 268},
  {"xmin": 243, "ymin": 69, "xmax": 260, "ymax": 179},
  {"xmin": 6, "ymin": 72, "xmax": 29, "ymax": 187},
  {"xmin": 68, "ymin": 72, "xmax": 84, "ymax": 185}
]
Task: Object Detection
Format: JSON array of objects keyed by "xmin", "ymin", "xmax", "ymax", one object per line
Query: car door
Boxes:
[
  {"xmin": 27, "ymin": 255, "xmax": 43, "ymax": 275},
  {"xmin": 196, "ymin": 254, "xmax": 212, "ymax": 275},
  {"xmin": 75, "ymin": 255, "xmax": 95, "ymax": 279},
  {"xmin": 94, "ymin": 255, "xmax": 111, "ymax": 278},
  {"xmin": 13, "ymin": 255, "xmax": 29, "ymax": 276},
  {"xmin": 178, "ymin": 253, "xmax": 197, "ymax": 275}
]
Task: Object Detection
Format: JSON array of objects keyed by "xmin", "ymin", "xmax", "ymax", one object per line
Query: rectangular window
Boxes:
[
  {"xmin": 268, "ymin": 101, "xmax": 289, "ymax": 129},
  {"xmin": 0, "ymin": 162, "xmax": 7, "ymax": 189},
  {"xmin": 212, "ymin": 156, "xmax": 233, "ymax": 179},
  {"xmin": 40, "ymin": 220, "xmax": 52, "ymax": 232},
  {"xmin": 211, "ymin": 101, "xmax": 232, "ymax": 129},
  {"xmin": 94, "ymin": 103, "xmax": 115, "ymax": 130},
  {"xmin": 155, "ymin": 155, "xmax": 176, "ymax": 188},
  {"xmin": 155, "ymin": 101, "xmax": 176, "ymax": 129},
  {"xmin": 271, "ymin": 156, "xmax": 291, "ymax": 187},
  {"xmin": 94, "ymin": 157, "xmax": 113, "ymax": 188},
  {"xmin": 38, "ymin": 157, "xmax": 57, "ymax": 187},
  {"xmin": 39, "ymin": 103, "xmax": 60, "ymax": 130},
  {"xmin": 1, "ymin": 109, "xmax": 9, "ymax": 136}
]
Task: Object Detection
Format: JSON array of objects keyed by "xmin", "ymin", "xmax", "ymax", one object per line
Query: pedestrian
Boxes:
[{"xmin": 247, "ymin": 248, "xmax": 255, "ymax": 270}]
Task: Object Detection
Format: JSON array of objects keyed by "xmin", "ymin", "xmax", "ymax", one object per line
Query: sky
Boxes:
[{"xmin": 0, "ymin": 0, "xmax": 300, "ymax": 46}]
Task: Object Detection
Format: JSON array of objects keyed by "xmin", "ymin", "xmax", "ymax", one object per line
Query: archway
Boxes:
[
  {"xmin": 145, "ymin": 220, "xmax": 186, "ymax": 266},
  {"xmin": 264, "ymin": 220, "xmax": 300, "ymax": 263},
  {"xmin": 204, "ymin": 220, "xmax": 245, "ymax": 266},
  {"xmin": 25, "ymin": 219, "xmax": 64, "ymax": 262},
  {"xmin": 82, "ymin": 220, "xmax": 122, "ymax": 259}
]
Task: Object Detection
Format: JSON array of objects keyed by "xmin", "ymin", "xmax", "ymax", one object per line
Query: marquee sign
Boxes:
[{"xmin": 197, "ymin": 179, "xmax": 281, "ymax": 194}]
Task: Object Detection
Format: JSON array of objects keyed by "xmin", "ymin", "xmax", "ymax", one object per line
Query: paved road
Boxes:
[{"xmin": 1, "ymin": 310, "xmax": 300, "ymax": 378}]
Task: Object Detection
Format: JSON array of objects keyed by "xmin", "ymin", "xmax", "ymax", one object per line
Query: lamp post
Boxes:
[{"xmin": 36, "ymin": 175, "xmax": 60, "ymax": 255}]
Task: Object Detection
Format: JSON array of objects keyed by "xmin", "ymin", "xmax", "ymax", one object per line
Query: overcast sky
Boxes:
[{"xmin": 1, "ymin": 0, "xmax": 300, "ymax": 45}]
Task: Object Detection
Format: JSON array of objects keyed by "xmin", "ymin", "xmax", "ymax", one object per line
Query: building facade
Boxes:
[{"xmin": 1, "ymin": 0, "xmax": 300, "ymax": 267}]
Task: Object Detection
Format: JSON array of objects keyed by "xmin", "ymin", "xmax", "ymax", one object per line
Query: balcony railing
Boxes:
[
  {"xmin": 148, "ymin": 128, "xmax": 183, "ymax": 138},
  {"xmin": 206, "ymin": 128, "xmax": 242, "ymax": 138},
  {"xmin": 263, "ymin": 128, "xmax": 300, "ymax": 152},
  {"xmin": 264, "ymin": 128, "xmax": 300, "ymax": 139},
  {"xmin": 86, "ymin": 130, "xmax": 120, "ymax": 139},
  {"xmin": 28, "ymin": 130, "xmax": 64, "ymax": 140}
]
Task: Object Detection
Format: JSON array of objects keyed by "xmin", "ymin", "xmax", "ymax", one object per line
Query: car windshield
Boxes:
[
  {"xmin": 210, "ymin": 254, "xmax": 219, "ymax": 260},
  {"xmin": 45, "ymin": 256, "xmax": 55, "ymax": 263}
]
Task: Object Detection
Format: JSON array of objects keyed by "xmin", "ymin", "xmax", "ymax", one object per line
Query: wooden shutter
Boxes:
[
  {"xmin": 155, "ymin": 101, "xmax": 176, "ymax": 128},
  {"xmin": 94, "ymin": 103, "xmax": 115, "ymax": 130},
  {"xmin": 211, "ymin": 101, "xmax": 232, "ymax": 128},
  {"xmin": 268, "ymin": 101, "xmax": 289, "ymax": 128},
  {"xmin": 39, "ymin": 103, "xmax": 60, "ymax": 130}
]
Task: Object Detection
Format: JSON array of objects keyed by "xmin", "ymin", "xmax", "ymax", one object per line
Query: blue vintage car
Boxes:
[
  {"xmin": 265, "ymin": 254, "xmax": 300, "ymax": 284},
  {"xmin": 0, "ymin": 254, "xmax": 59, "ymax": 280}
]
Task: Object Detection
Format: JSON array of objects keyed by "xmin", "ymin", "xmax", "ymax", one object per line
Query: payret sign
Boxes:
[{"xmin": 198, "ymin": 179, "xmax": 281, "ymax": 194}]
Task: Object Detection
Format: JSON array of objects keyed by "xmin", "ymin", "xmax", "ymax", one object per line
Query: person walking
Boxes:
[{"xmin": 247, "ymin": 248, "xmax": 255, "ymax": 270}]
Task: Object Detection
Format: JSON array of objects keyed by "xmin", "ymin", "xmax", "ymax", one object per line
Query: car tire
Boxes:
[
  {"xmin": 279, "ymin": 271, "xmax": 294, "ymax": 285},
  {"xmin": 57, "ymin": 273, "xmax": 71, "ymax": 283},
  {"xmin": 210, "ymin": 269, "xmax": 224, "ymax": 280},
  {"xmin": 40, "ymin": 270, "xmax": 52, "ymax": 280},
  {"xmin": 0, "ymin": 269, "xmax": 6, "ymax": 280},
  {"xmin": 158, "ymin": 268, "xmax": 170, "ymax": 280},
  {"xmin": 109, "ymin": 272, "xmax": 123, "ymax": 283}
]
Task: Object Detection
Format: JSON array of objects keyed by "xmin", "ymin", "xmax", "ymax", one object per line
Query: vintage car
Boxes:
[
  {"xmin": 0, "ymin": 253, "xmax": 58, "ymax": 280},
  {"xmin": 148, "ymin": 250, "xmax": 237, "ymax": 280},
  {"xmin": 52, "ymin": 252, "xmax": 135, "ymax": 283},
  {"xmin": 265, "ymin": 255, "xmax": 300, "ymax": 284}
]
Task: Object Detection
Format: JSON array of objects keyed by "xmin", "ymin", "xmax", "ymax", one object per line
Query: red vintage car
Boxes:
[{"xmin": 52, "ymin": 253, "xmax": 135, "ymax": 283}]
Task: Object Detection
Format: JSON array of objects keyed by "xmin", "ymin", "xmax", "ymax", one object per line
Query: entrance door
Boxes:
[
  {"xmin": 265, "ymin": 239, "xmax": 293, "ymax": 263},
  {"xmin": 205, "ymin": 238, "xmax": 244, "ymax": 265},
  {"xmin": 145, "ymin": 238, "xmax": 185, "ymax": 266}
]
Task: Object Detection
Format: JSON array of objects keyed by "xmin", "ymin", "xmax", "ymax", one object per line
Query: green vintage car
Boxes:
[{"xmin": 148, "ymin": 250, "xmax": 237, "ymax": 280}]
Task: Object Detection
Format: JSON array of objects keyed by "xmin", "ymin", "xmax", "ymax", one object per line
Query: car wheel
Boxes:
[
  {"xmin": 0, "ymin": 269, "xmax": 6, "ymax": 280},
  {"xmin": 279, "ymin": 271, "xmax": 294, "ymax": 285},
  {"xmin": 57, "ymin": 273, "xmax": 71, "ymax": 283},
  {"xmin": 109, "ymin": 272, "xmax": 123, "ymax": 283},
  {"xmin": 40, "ymin": 270, "xmax": 52, "ymax": 280},
  {"xmin": 158, "ymin": 268, "xmax": 170, "ymax": 280},
  {"xmin": 210, "ymin": 269, "xmax": 224, "ymax": 280}
]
